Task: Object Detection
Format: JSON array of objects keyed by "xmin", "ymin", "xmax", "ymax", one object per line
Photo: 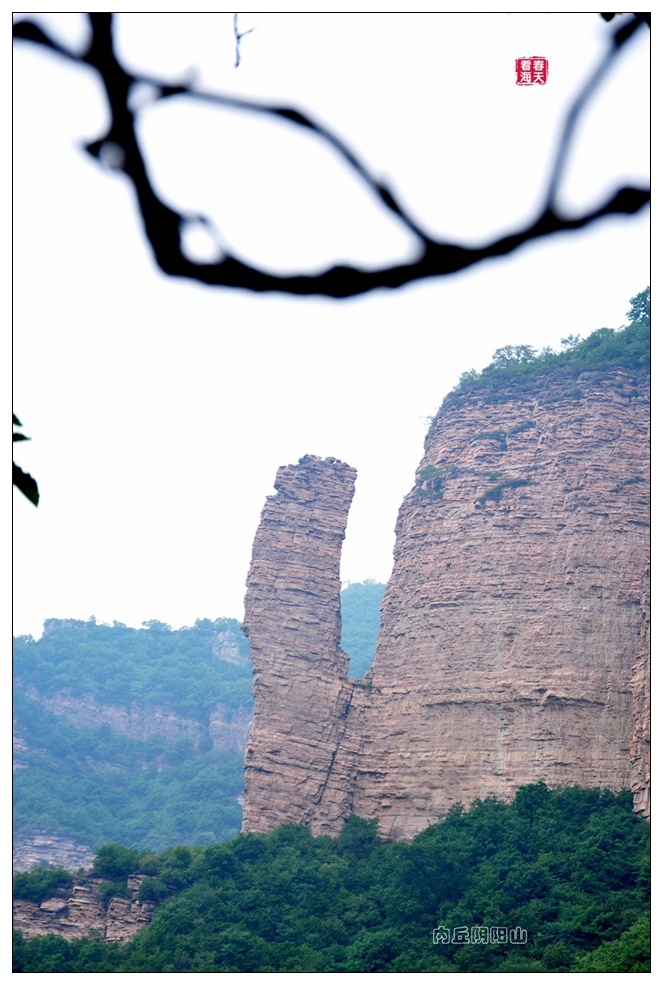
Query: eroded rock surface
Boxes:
[
  {"xmin": 242, "ymin": 371, "xmax": 650, "ymax": 837},
  {"xmin": 242, "ymin": 455, "xmax": 357, "ymax": 833},
  {"xmin": 25, "ymin": 686, "xmax": 203, "ymax": 746},
  {"xmin": 629, "ymin": 562, "xmax": 650, "ymax": 819},
  {"xmin": 17, "ymin": 687, "xmax": 250, "ymax": 757},
  {"xmin": 12, "ymin": 876, "xmax": 155, "ymax": 943},
  {"xmin": 13, "ymin": 834, "xmax": 95, "ymax": 875},
  {"xmin": 353, "ymin": 369, "xmax": 650, "ymax": 836}
]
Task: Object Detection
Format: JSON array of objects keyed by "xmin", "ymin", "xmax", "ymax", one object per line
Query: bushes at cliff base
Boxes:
[{"xmin": 13, "ymin": 784, "xmax": 650, "ymax": 973}]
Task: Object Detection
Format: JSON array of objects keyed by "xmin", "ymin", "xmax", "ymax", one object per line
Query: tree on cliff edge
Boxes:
[{"xmin": 627, "ymin": 285, "xmax": 650, "ymax": 327}]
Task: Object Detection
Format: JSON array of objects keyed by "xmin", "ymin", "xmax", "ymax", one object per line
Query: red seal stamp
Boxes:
[{"xmin": 515, "ymin": 57, "xmax": 548, "ymax": 85}]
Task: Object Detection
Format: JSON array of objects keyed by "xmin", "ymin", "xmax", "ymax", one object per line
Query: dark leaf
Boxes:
[{"xmin": 13, "ymin": 463, "xmax": 39, "ymax": 507}]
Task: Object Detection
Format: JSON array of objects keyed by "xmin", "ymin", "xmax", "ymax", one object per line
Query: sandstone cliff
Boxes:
[
  {"xmin": 13, "ymin": 876, "xmax": 155, "ymax": 943},
  {"xmin": 13, "ymin": 834, "xmax": 95, "ymax": 875},
  {"xmin": 20, "ymin": 685, "xmax": 251, "ymax": 755},
  {"xmin": 629, "ymin": 561, "xmax": 650, "ymax": 818},
  {"xmin": 242, "ymin": 455, "xmax": 358, "ymax": 833},
  {"xmin": 242, "ymin": 368, "xmax": 650, "ymax": 838}
]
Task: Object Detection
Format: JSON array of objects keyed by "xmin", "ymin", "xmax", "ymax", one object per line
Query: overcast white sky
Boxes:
[{"xmin": 13, "ymin": 13, "xmax": 649, "ymax": 639}]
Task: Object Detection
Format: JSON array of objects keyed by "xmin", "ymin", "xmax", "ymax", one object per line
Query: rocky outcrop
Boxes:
[
  {"xmin": 13, "ymin": 835, "xmax": 95, "ymax": 874},
  {"xmin": 13, "ymin": 692, "xmax": 251, "ymax": 872},
  {"xmin": 209, "ymin": 704, "xmax": 253, "ymax": 754},
  {"xmin": 12, "ymin": 876, "xmax": 155, "ymax": 943},
  {"xmin": 24, "ymin": 686, "xmax": 203, "ymax": 747},
  {"xmin": 20, "ymin": 686, "xmax": 250, "ymax": 755},
  {"xmin": 629, "ymin": 562, "xmax": 650, "ymax": 819},
  {"xmin": 242, "ymin": 455, "xmax": 357, "ymax": 833},
  {"xmin": 12, "ymin": 717, "xmax": 29, "ymax": 767},
  {"xmin": 242, "ymin": 369, "xmax": 650, "ymax": 838},
  {"xmin": 213, "ymin": 629, "xmax": 251, "ymax": 667}
]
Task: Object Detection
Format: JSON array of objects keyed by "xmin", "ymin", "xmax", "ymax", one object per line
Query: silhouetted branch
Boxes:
[
  {"xmin": 544, "ymin": 12, "xmax": 649, "ymax": 209},
  {"xmin": 13, "ymin": 13, "xmax": 649, "ymax": 299},
  {"xmin": 233, "ymin": 13, "xmax": 255, "ymax": 68}
]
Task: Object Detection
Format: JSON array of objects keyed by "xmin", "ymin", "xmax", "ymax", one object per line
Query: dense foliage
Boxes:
[
  {"xmin": 13, "ymin": 784, "xmax": 649, "ymax": 973},
  {"xmin": 13, "ymin": 690, "xmax": 244, "ymax": 851},
  {"xmin": 12, "ymin": 866, "xmax": 74, "ymax": 905},
  {"xmin": 448, "ymin": 286, "xmax": 650, "ymax": 403},
  {"xmin": 13, "ymin": 618, "xmax": 251, "ymax": 853},
  {"xmin": 340, "ymin": 580, "xmax": 385, "ymax": 678},
  {"xmin": 13, "ymin": 617, "xmax": 252, "ymax": 720}
]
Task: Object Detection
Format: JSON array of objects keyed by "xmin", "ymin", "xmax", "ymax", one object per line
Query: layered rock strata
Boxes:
[
  {"xmin": 242, "ymin": 370, "xmax": 650, "ymax": 838},
  {"xmin": 12, "ymin": 876, "xmax": 155, "ymax": 943},
  {"xmin": 19, "ymin": 686, "xmax": 250, "ymax": 755},
  {"xmin": 241, "ymin": 455, "xmax": 357, "ymax": 833},
  {"xmin": 629, "ymin": 562, "xmax": 650, "ymax": 818},
  {"xmin": 13, "ymin": 834, "xmax": 95, "ymax": 875}
]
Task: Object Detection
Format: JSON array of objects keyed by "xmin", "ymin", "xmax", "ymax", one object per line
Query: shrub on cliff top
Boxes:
[
  {"xmin": 450, "ymin": 287, "xmax": 650, "ymax": 403},
  {"xmin": 92, "ymin": 843, "xmax": 142, "ymax": 880},
  {"xmin": 12, "ymin": 866, "xmax": 74, "ymax": 904}
]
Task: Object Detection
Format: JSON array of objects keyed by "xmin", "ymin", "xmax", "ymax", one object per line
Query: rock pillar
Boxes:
[{"xmin": 242, "ymin": 455, "xmax": 357, "ymax": 833}]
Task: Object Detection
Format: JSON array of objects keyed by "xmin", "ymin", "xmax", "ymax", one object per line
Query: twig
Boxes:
[{"xmin": 233, "ymin": 12, "xmax": 256, "ymax": 69}]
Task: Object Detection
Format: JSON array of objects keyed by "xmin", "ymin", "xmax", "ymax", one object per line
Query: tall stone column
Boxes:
[{"xmin": 242, "ymin": 455, "xmax": 357, "ymax": 833}]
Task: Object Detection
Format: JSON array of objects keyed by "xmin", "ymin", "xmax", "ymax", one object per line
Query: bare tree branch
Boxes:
[
  {"xmin": 13, "ymin": 13, "xmax": 649, "ymax": 299},
  {"xmin": 233, "ymin": 13, "xmax": 255, "ymax": 69},
  {"xmin": 544, "ymin": 12, "xmax": 649, "ymax": 209}
]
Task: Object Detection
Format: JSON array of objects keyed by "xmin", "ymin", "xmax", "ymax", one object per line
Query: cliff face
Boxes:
[
  {"xmin": 629, "ymin": 561, "xmax": 650, "ymax": 819},
  {"xmin": 352, "ymin": 368, "xmax": 650, "ymax": 837},
  {"xmin": 13, "ymin": 835, "xmax": 96, "ymax": 875},
  {"xmin": 242, "ymin": 370, "xmax": 650, "ymax": 838},
  {"xmin": 13, "ymin": 876, "xmax": 155, "ymax": 943},
  {"xmin": 21, "ymin": 686, "xmax": 251, "ymax": 754},
  {"xmin": 242, "ymin": 455, "xmax": 357, "ymax": 833}
]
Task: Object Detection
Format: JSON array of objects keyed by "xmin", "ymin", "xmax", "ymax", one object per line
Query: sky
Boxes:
[{"xmin": 13, "ymin": 13, "xmax": 650, "ymax": 639}]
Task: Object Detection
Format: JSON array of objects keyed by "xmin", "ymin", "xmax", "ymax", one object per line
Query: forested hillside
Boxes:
[
  {"xmin": 13, "ymin": 785, "xmax": 650, "ymax": 972},
  {"xmin": 13, "ymin": 584, "xmax": 385, "ymax": 860},
  {"xmin": 13, "ymin": 618, "xmax": 251, "ymax": 855},
  {"xmin": 340, "ymin": 580, "xmax": 385, "ymax": 678},
  {"xmin": 13, "ymin": 616, "xmax": 253, "ymax": 718}
]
